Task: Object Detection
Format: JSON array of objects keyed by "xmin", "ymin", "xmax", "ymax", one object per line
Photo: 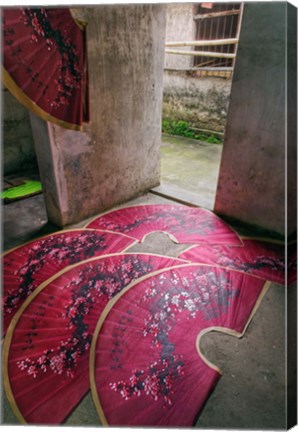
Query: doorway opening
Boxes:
[{"xmin": 151, "ymin": 2, "xmax": 243, "ymax": 210}]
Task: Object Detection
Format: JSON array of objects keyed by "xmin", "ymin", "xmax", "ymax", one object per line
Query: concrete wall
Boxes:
[
  {"xmin": 163, "ymin": 71, "xmax": 231, "ymax": 133},
  {"xmin": 2, "ymin": 88, "xmax": 37, "ymax": 175},
  {"xmin": 287, "ymin": 2, "xmax": 297, "ymax": 239},
  {"xmin": 215, "ymin": 2, "xmax": 289, "ymax": 237},
  {"xmin": 164, "ymin": 3, "xmax": 196, "ymax": 69},
  {"xmin": 163, "ymin": 3, "xmax": 232, "ymax": 133},
  {"xmin": 30, "ymin": 5, "xmax": 166, "ymax": 227}
]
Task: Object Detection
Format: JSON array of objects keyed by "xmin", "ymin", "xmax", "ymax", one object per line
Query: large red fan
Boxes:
[
  {"xmin": 2, "ymin": 229, "xmax": 136, "ymax": 336},
  {"xmin": 179, "ymin": 239, "xmax": 296, "ymax": 285},
  {"xmin": 86, "ymin": 204, "xmax": 242, "ymax": 245},
  {"xmin": 3, "ymin": 253, "xmax": 186, "ymax": 425},
  {"xmin": 2, "ymin": 7, "xmax": 89, "ymax": 130},
  {"xmin": 91, "ymin": 264, "xmax": 269, "ymax": 427}
]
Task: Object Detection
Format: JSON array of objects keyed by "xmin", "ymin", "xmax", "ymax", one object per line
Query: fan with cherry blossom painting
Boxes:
[
  {"xmin": 2, "ymin": 7, "xmax": 89, "ymax": 130},
  {"xmin": 86, "ymin": 204, "xmax": 243, "ymax": 246},
  {"xmin": 90, "ymin": 263, "xmax": 269, "ymax": 427},
  {"xmin": 178, "ymin": 239, "xmax": 297, "ymax": 285},
  {"xmin": 3, "ymin": 253, "xmax": 186, "ymax": 425},
  {"xmin": 2, "ymin": 229, "xmax": 137, "ymax": 336}
]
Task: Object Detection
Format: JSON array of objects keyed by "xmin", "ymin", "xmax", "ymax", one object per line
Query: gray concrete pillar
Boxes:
[
  {"xmin": 214, "ymin": 2, "xmax": 294, "ymax": 237},
  {"xmin": 30, "ymin": 5, "xmax": 166, "ymax": 227},
  {"xmin": 287, "ymin": 2, "xmax": 297, "ymax": 240}
]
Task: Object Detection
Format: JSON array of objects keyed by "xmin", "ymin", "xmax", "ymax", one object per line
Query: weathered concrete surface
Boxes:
[
  {"xmin": 2, "ymin": 89, "xmax": 37, "ymax": 175},
  {"xmin": 164, "ymin": 3, "xmax": 196, "ymax": 70},
  {"xmin": 287, "ymin": 2, "xmax": 297, "ymax": 238},
  {"xmin": 162, "ymin": 3, "xmax": 232, "ymax": 133},
  {"xmin": 152, "ymin": 134, "xmax": 222, "ymax": 210},
  {"xmin": 214, "ymin": 3, "xmax": 288, "ymax": 236},
  {"xmin": 198, "ymin": 281, "xmax": 287, "ymax": 429},
  {"xmin": 286, "ymin": 4, "xmax": 297, "ymax": 425},
  {"xmin": 30, "ymin": 5, "xmax": 166, "ymax": 227},
  {"xmin": 29, "ymin": 112, "xmax": 96, "ymax": 228},
  {"xmin": 163, "ymin": 72, "xmax": 231, "ymax": 132},
  {"xmin": 2, "ymin": 193, "xmax": 49, "ymax": 251}
]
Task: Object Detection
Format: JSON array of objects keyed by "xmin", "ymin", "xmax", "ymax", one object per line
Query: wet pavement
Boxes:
[{"xmin": 152, "ymin": 134, "xmax": 223, "ymax": 210}]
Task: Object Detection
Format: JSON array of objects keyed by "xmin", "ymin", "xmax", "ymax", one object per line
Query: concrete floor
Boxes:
[
  {"xmin": 151, "ymin": 134, "xmax": 223, "ymax": 210},
  {"xmin": 1, "ymin": 136, "xmax": 293, "ymax": 429}
]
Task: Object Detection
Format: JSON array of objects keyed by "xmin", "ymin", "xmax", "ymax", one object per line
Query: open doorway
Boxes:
[{"xmin": 151, "ymin": 2, "xmax": 243, "ymax": 210}]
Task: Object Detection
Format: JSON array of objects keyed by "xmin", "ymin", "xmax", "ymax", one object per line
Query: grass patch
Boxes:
[{"xmin": 162, "ymin": 119, "xmax": 223, "ymax": 144}]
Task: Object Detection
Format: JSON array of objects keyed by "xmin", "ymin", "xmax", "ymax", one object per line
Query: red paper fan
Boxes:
[
  {"xmin": 86, "ymin": 204, "xmax": 242, "ymax": 245},
  {"xmin": 2, "ymin": 229, "xmax": 136, "ymax": 336},
  {"xmin": 179, "ymin": 239, "xmax": 296, "ymax": 285},
  {"xmin": 2, "ymin": 7, "xmax": 89, "ymax": 130},
  {"xmin": 3, "ymin": 253, "xmax": 186, "ymax": 425},
  {"xmin": 91, "ymin": 264, "xmax": 268, "ymax": 427}
]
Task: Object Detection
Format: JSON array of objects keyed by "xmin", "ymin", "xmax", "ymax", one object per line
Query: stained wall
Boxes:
[
  {"xmin": 163, "ymin": 3, "xmax": 232, "ymax": 133},
  {"xmin": 164, "ymin": 3, "xmax": 196, "ymax": 70},
  {"xmin": 214, "ymin": 2, "xmax": 291, "ymax": 237},
  {"xmin": 30, "ymin": 5, "xmax": 166, "ymax": 227},
  {"xmin": 162, "ymin": 72, "xmax": 231, "ymax": 133},
  {"xmin": 2, "ymin": 88, "xmax": 37, "ymax": 175}
]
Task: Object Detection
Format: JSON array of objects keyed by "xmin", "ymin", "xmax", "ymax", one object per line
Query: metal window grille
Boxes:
[{"xmin": 194, "ymin": 2, "xmax": 242, "ymax": 69}]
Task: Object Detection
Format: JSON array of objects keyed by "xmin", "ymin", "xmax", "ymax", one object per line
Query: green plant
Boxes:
[{"xmin": 162, "ymin": 119, "xmax": 222, "ymax": 144}]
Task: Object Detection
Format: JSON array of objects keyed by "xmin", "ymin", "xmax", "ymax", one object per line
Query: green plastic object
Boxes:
[{"xmin": 1, "ymin": 180, "xmax": 42, "ymax": 201}]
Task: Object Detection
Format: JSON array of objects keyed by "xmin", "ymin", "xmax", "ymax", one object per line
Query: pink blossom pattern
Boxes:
[
  {"xmin": 3, "ymin": 8, "xmax": 88, "ymax": 127},
  {"xmin": 93, "ymin": 265, "xmax": 266, "ymax": 426},
  {"xmin": 19, "ymin": 8, "xmax": 82, "ymax": 110},
  {"xmin": 87, "ymin": 204, "xmax": 242, "ymax": 245},
  {"xmin": 179, "ymin": 239, "xmax": 295, "ymax": 284},
  {"xmin": 16, "ymin": 255, "xmax": 156, "ymax": 378},
  {"xmin": 110, "ymin": 355, "xmax": 184, "ymax": 406},
  {"xmin": 2, "ymin": 229, "xmax": 135, "ymax": 335},
  {"xmin": 107, "ymin": 267, "xmax": 235, "ymax": 408},
  {"xmin": 5, "ymin": 254, "xmax": 184, "ymax": 425}
]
